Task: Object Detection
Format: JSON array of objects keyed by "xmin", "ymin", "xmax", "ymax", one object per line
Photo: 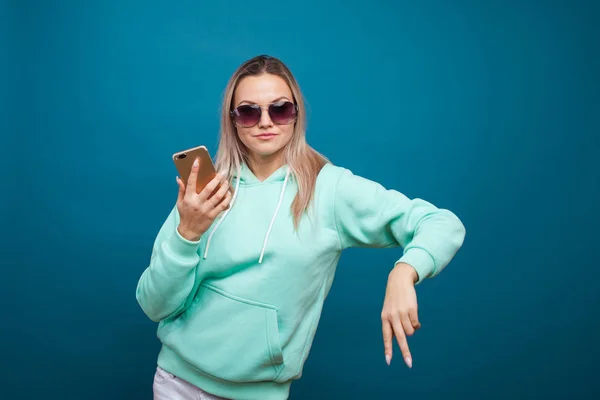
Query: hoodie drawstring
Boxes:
[
  {"xmin": 203, "ymin": 167, "xmax": 241, "ymax": 260},
  {"xmin": 203, "ymin": 166, "xmax": 291, "ymax": 264},
  {"xmin": 259, "ymin": 167, "xmax": 290, "ymax": 263}
]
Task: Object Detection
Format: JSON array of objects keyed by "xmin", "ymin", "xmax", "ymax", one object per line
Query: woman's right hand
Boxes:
[{"xmin": 175, "ymin": 158, "xmax": 232, "ymax": 242}]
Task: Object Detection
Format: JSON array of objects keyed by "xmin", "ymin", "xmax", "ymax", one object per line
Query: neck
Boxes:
[{"xmin": 247, "ymin": 151, "xmax": 285, "ymax": 181}]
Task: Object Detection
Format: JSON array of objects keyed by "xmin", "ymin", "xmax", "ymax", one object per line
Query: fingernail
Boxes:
[
  {"xmin": 193, "ymin": 159, "xmax": 199, "ymax": 167},
  {"xmin": 405, "ymin": 356, "xmax": 412, "ymax": 368},
  {"xmin": 385, "ymin": 354, "xmax": 391, "ymax": 365},
  {"xmin": 219, "ymin": 170, "xmax": 227, "ymax": 177}
]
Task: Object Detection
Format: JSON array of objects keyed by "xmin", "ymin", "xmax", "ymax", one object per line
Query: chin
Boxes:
[
  {"xmin": 244, "ymin": 138, "xmax": 288, "ymax": 159},
  {"xmin": 251, "ymin": 145, "xmax": 285, "ymax": 158}
]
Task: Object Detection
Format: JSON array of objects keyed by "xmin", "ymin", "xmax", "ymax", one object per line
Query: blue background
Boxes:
[{"xmin": 3, "ymin": 0, "xmax": 599, "ymax": 399}]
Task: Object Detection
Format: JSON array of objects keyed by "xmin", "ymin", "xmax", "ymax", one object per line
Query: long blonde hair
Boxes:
[{"xmin": 215, "ymin": 55, "xmax": 329, "ymax": 229}]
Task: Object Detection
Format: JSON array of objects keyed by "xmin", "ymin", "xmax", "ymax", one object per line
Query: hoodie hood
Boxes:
[{"xmin": 233, "ymin": 163, "xmax": 290, "ymax": 185}]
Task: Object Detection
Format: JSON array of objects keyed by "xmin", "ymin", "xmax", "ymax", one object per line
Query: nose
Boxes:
[{"xmin": 258, "ymin": 106, "xmax": 273, "ymax": 128}]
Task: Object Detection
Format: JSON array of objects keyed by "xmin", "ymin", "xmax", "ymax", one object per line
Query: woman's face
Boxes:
[{"xmin": 232, "ymin": 73, "xmax": 296, "ymax": 161}]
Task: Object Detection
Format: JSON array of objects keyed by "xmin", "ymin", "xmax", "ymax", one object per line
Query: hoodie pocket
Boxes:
[{"xmin": 160, "ymin": 283, "xmax": 285, "ymax": 383}]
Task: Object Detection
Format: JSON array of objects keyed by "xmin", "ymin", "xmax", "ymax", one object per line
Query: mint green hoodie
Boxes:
[{"xmin": 136, "ymin": 162, "xmax": 465, "ymax": 400}]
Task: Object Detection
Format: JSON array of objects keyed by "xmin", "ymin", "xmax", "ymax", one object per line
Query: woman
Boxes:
[{"xmin": 136, "ymin": 54, "xmax": 466, "ymax": 400}]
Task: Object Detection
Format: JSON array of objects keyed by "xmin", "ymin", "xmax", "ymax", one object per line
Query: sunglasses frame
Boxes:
[{"xmin": 230, "ymin": 101, "xmax": 299, "ymax": 128}]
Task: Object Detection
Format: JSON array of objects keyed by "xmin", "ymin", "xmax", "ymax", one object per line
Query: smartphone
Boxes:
[{"xmin": 172, "ymin": 145, "xmax": 218, "ymax": 194}]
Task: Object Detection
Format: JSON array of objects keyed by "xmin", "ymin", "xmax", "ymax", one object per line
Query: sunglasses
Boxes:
[{"xmin": 230, "ymin": 101, "xmax": 298, "ymax": 128}]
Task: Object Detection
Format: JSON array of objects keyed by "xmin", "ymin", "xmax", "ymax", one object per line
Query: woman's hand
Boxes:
[
  {"xmin": 175, "ymin": 158, "xmax": 231, "ymax": 242},
  {"xmin": 381, "ymin": 262, "xmax": 421, "ymax": 369}
]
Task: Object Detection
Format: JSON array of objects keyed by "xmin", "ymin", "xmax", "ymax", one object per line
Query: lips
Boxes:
[{"xmin": 255, "ymin": 133, "xmax": 276, "ymax": 139}]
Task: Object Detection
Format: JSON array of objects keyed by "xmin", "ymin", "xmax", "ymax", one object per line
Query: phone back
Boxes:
[{"xmin": 172, "ymin": 145, "xmax": 216, "ymax": 194}]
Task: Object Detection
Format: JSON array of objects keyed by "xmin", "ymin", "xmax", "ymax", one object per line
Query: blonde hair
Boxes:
[{"xmin": 215, "ymin": 55, "xmax": 329, "ymax": 229}]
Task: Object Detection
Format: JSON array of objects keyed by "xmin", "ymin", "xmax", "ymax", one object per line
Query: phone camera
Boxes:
[{"xmin": 177, "ymin": 154, "xmax": 187, "ymax": 160}]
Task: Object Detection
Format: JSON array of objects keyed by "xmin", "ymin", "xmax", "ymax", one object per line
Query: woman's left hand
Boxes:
[{"xmin": 381, "ymin": 262, "xmax": 421, "ymax": 369}]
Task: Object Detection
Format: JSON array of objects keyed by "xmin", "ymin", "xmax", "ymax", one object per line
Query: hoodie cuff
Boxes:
[
  {"xmin": 395, "ymin": 247, "xmax": 436, "ymax": 285},
  {"xmin": 165, "ymin": 227, "xmax": 202, "ymax": 259}
]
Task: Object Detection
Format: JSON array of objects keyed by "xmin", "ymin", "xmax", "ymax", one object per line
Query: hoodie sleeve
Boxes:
[
  {"xmin": 136, "ymin": 205, "xmax": 201, "ymax": 322},
  {"xmin": 332, "ymin": 168, "xmax": 466, "ymax": 284}
]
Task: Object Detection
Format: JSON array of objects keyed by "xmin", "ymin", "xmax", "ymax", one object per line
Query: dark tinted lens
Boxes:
[
  {"xmin": 233, "ymin": 105, "xmax": 261, "ymax": 127},
  {"xmin": 269, "ymin": 102, "xmax": 297, "ymax": 125}
]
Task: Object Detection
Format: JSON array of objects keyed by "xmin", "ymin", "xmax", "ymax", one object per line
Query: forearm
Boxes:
[
  {"xmin": 395, "ymin": 206, "xmax": 466, "ymax": 284},
  {"xmin": 332, "ymin": 167, "xmax": 466, "ymax": 283},
  {"xmin": 391, "ymin": 262, "xmax": 419, "ymax": 284},
  {"xmin": 136, "ymin": 227, "xmax": 201, "ymax": 322}
]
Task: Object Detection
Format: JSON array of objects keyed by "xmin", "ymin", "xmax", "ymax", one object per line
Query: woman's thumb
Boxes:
[{"xmin": 176, "ymin": 176, "xmax": 185, "ymax": 202}]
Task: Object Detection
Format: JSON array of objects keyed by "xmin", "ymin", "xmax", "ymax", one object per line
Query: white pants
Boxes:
[{"xmin": 153, "ymin": 366, "xmax": 230, "ymax": 400}]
